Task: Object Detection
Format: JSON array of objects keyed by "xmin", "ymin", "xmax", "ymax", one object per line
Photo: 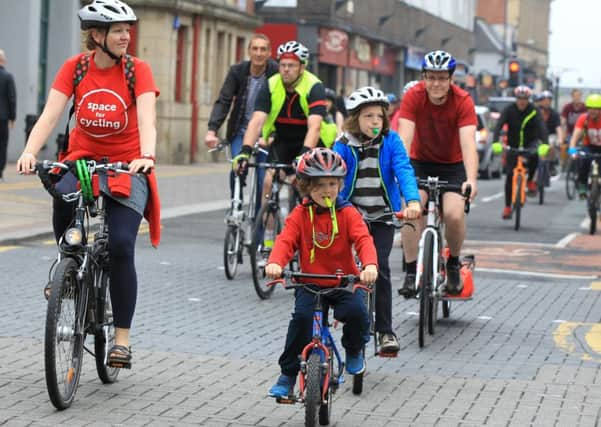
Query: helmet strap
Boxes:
[{"xmin": 92, "ymin": 26, "xmax": 122, "ymax": 64}]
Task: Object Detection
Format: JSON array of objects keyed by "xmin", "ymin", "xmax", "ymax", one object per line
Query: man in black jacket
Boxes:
[
  {"xmin": 493, "ymin": 85, "xmax": 548, "ymax": 219},
  {"xmin": 0, "ymin": 49, "xmax": 16, "ymax": 181},
  {"xmin": 205, "ymin": 33, "xmax": 278, "ymax": 205}
]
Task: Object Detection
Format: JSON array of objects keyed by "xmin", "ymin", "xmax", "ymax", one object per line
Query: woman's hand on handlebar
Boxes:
[
  {"xmin": 129, "ymin": 157, "xmax": 155, "ymax": 174},
  {"xmin": 402, "ymin": 201, "xmax": 422, "ymax": 220},
  {"xmin": 265, "ymin": 263, "xmax": 282, "ymax": 280},
  {"xmin": 360, "ymin": 264, "xmax": 378, "ymax": 285},
  {"xmin": 16, "ymin": 152, "xmax": 37, "ymax": 175}
]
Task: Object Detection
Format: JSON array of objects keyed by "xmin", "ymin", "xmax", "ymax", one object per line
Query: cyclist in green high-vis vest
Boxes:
[{"xmin": 233, "ymin": 41, "xmax": 336, "ymax": 192}]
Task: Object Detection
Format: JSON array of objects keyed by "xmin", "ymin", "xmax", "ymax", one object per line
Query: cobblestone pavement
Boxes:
[{"xmin": 1, "ymin": 210, "xmax": 601, "ymax": 426}]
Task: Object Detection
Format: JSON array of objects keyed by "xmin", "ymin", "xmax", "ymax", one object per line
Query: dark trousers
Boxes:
[
  {"xmin": 53, "ymin": 197, "xmax": 142, "ymax": 328},
  {"xmin": 0, "ymin": 119, "xmax": 8, "ymax": 178},
  {"xmin": 577, "ymin": 147, "xmax": 601, "ymax": 185},
  {"xmin": 278, "ymin": 287, "xmax": 369, "ymax": 377},
  {"xmin": 504, "ymin": 150, "xmax": 538, "ymax": 207},
  {"xmin": 369, "ymin": 222, "xmax": 395, "ymax": 334}
]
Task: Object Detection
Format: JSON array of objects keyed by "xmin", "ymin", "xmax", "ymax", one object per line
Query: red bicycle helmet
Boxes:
[{"xmin": 296, "ymin": 148, "xmax": 347, "ymax": 179}]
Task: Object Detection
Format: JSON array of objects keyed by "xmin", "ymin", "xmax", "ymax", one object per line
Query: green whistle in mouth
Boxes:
[
  {"xmin": 372, "ymin": 128, "xmax": 380, "ymax": 135},
  {"xmin": 324, "ymin": 197, "xmax": 333, "ymax": 208}
]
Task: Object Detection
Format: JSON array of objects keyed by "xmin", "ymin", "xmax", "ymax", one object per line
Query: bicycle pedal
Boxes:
[{"xmin": 275, "ymin": 396, "xmax": 296, "ymax": 404}]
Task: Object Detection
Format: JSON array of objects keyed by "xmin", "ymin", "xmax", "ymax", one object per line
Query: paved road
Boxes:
[{"xmin": 1, "ymin": 175, "xmax": 600, "ymax": 426}]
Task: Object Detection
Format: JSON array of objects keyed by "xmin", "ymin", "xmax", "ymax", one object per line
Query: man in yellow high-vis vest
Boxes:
[{"xmin": 233, "ymin": 41, "xmax": 336, "ymax": 194}]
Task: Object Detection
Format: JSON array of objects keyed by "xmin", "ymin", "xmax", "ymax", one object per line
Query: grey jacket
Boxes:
[{"xmin": 0, "ymin": 66, "xmax": 16, "ymax": 121}]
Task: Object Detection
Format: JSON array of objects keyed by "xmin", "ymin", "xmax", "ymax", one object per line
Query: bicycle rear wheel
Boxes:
[
  {"xmin": 588, "ymin": 179, "xmax": 599, "ymax": 235},
  {"xmin": 514, "ymin": 175, "xmax": 523, "ymax": 231},
  {"xmin": 249, "ymin": 202, "xmax": 280, "ymax": 299},
  {"xmin": 566, "ymin": 160, "xmax": 577, "ymax": 200},
  {"xmin": 418, "ymin": 233, "xmax": 434, "ymax": 348},
  {"xmin": 305, "ymin": 352, "xmax": 321, "ymax": 427},
  {"xmin": 45, "ymin": 257, "xmax": 85, "ymax": 410},
  {"xmin": 223, "ymin": 225, "xmax": 241, "ymax": 280},
  {"xmin": 94, "ymin": 268, "xmax": 120, "ymax": 384}
]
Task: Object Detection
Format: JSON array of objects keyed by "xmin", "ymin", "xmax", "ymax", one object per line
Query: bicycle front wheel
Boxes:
[
  {"xmin": 418, "ymin": 233, "xmax": 434, "ymax": 348},
  {"xmin": 223, "ymin": 225, "xmax": 241, "ymax": 280},
  {"xmin": 94, "ymin": 268, "xmax": 120, "ymax": 384},
  {"xmin": 45, "ymin": 257, "xmax": 85, "ymax": 410},
  {"xmin": 249, "ymin": 202, "xmax": 281, "ymax": 299},
  {"xmin": 305, "ymin": 352, "xmax": 321, "ymax": 427},
  {"xmin": 588, "ymin": 179, "xmax": 599, "ymax": 235},
  {"xmin": 566, "ymin": 160, "xmax": 577, "ymax": 200},
  {"xmin": 514, "ymin": 175, "xmax": 523, "ymax": 231}
]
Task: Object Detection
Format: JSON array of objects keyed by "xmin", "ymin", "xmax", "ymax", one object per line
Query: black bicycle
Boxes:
[
  {"xmin": 249, "ymin": 162, "xmax": 299, "ymax": 299},
  {"xmin": 575, "ymin": 151, "xmax": 601, "ymax": 234},
  {"xmin": 36, "ymin": 159, "xmax": 135, "ymax": 409}
]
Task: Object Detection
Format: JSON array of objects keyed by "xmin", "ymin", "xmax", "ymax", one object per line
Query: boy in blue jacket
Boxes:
[{"xmin": 334, "ymin": 86, "xmax": 421, "ymax": 353}]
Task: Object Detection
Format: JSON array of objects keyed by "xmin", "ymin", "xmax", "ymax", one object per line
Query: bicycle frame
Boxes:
[
  {"xmin": 512, "ymin": 154, "xmax": 528, "ymax": 206},
  {"xmin": 415, "ymin": 177, "xmax": 444, "ymax": 298}
]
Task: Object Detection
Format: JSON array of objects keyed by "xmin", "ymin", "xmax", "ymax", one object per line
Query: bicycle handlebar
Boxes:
[
  {"xmin": 572, "ymin": 150, "xmax": 601, "ymax": 159},
  {"xmin": 266, "ymin": 269, "xmax": 372, "ymax": 294},
  {"xmin": 417, "ymin": 178, "xmax": 472, "ymax": 214},
  {"xmin": 35, "ymin": 160, "xmax": 132, "ymax": 175}
]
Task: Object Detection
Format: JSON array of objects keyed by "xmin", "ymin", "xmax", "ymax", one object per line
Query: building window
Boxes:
[
  {"xmin": 175, "ymin": 26, "xmax": 188, "ymax": 102},
  {"xmin": 236, "ymin": 36, "xmax": 245, "ymax": 63}
]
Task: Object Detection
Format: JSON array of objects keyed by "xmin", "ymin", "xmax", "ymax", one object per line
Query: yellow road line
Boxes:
[
  {"xmin": 585, "ymin": 324, "xmax": 601, "ymax": 355},
  {"xmin": 0, "ymin": 245, "xmax": 21, "ymax": 252},
  {"xmin": 590, "ymin": 281, "xmax": 601, "ymax": 291}
]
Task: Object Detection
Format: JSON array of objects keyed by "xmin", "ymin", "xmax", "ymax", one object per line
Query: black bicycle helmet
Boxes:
[{"xmin": 296, "ymin": 148, "xmax": 347, "ymax": 179}]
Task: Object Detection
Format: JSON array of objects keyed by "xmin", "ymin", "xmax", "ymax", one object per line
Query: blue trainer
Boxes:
[
  {"xmin": 346, "ymin": 352, "xmax": 365, "ymax": 375},
  {"xmin": 268, "ymin": 374, "xmax": 296, "ymax": 398}
]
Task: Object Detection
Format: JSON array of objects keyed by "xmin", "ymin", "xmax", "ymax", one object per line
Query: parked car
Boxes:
[{"xmin": 476, "ymin": 105, "xmax": 503, "ymax": 179}]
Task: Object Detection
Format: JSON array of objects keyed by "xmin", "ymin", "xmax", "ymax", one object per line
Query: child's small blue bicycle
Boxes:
[{"xmin": 267, "ymin": 270, "xmax": 372, "ymax": 427}]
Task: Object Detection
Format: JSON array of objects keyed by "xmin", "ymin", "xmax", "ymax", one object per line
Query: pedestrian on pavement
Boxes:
[
  {"xmin": 205, "ymin": 33, "xmax": 278, "ymax": 210},
  {"xmin": 334, "ymin": 86, "xmax": 421, "ymax": 354},
  {"xmin": 0, "ymin": 48, "xmax": 16, "ymax": 181},
  {"xmin": 264, "ymin": 148, "xmax": 378, "ymax": 398},
  {"xmin": 16, "ymin": 0, "xmax": 160, "ymax": 370},
  {"xmin": 398, "ymin": 50, "xmax": 478, "ymax": 297}
]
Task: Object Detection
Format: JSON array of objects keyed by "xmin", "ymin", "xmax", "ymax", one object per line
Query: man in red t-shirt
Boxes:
[
  {"xmin": 568, "ymin": 93, "xmax": 601, "ymax": 197},
  {"xmin": 561, "ymin": 89, "xmax": 587, "ymax": 170},
  {"xmin": 398, "ymin": 50, "xmax": 478, "ymax": 296}
]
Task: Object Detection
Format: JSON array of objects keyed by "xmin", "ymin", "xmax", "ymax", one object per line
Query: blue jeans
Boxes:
[
  {"xmin": 229, "ymin": 133, "xmax": 266, "ymax": 215},
  {"xmin": 278, "ymin": 287, "xmax": 369, "ymax": 377}
]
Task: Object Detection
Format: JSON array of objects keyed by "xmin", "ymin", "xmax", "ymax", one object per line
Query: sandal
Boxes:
[{"xmin": 107, "ymin": 344, "xmax": 132, "ymax": 369}]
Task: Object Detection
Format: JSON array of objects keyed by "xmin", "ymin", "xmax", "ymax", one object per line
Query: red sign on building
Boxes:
[{"xmin": 319, "ymin": 28, "xmax": 348, "ymax": 66}]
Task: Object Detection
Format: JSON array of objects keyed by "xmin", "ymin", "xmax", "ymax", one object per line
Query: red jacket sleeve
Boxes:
[
  {"xmin": 267, "ymin": 206, "xmax": 302, "ymax": 267},
  {"xmin": 344, "ymin": 206, "xmax": 378, "ymax": 268}
]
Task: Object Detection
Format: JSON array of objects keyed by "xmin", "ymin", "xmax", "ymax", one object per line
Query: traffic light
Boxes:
[{"xmin": 508, "ymin": 60, "xmax": 521, "ymax": 87}]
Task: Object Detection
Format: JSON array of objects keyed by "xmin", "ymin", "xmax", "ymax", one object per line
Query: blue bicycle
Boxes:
[{"xmin": 268, "ymin": 270, "xmax": 371, "ymax": 426}]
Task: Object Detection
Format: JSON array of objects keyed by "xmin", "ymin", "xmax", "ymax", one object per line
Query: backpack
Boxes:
[{"xmin": 58, "ymin": 53, "xmax": 136, "ymax": 156}]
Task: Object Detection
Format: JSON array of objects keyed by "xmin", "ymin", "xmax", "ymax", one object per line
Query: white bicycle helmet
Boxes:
[
  {"xmin": 402, "ymin": 80, "xmax": 420, "ymax": 95},
  {"xmin": 345, "ymin": 86, "xmax": 389, "ymax": 113},
  {"xmin": 422, "ymin": 50, "xmax": 456, "ymax": 74},
  {"xmin": 79, "ymin": 0, "xmax": 137, "ymax": 30},
  {"xmin": 277, "ymin": 41, "xmax": 309, "ymax": 64}
]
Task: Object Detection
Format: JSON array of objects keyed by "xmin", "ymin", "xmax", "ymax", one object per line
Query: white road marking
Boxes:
[
  {"xmin": 480, "ymin": 192, "xmax": 504, "ymax": 203},
  {"xmin": 579, "ymin": 286, "xmax": 592, "ymax": 291},
  {"xmin": 517, "ymin": 284, "xmax": 528, "ymax": 288},
  {"xmin": 552, "ymin": 319, "xmax": 566, "ymax": 323},
  {"xmin": 160, "ymin": 261, "xmax": 171, "ymax": 265},
  {"xmin": 465, "ymin": 239, "xmax": 557, "ymax": 248},
  {"xmin": 478, "ymin": 316, "xmax": 492, "ymax": 320},
  {"xmin": 555, "ymin": 233, "xmax": 579, "ymax": 248},
  {"xmin": 188, "ymin": 298, "xmax": 200, "ymax": 302},
  {"xmin": 406, "ymin": 311, "xmax": 418, "ymax": 316},
  {"xmin": 477, "ymin": 267, "xmax": 597, "ymax": 280}
]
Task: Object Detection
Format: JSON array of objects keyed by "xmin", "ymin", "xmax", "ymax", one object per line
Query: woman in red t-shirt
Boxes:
[{"xmin": 17, "ymin": 0, "xmax": 160, "ymax": 369}]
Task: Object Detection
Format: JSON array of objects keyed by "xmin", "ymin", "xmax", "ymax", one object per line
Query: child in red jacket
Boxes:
[{"xmin": 264, "ymin": 148, "xmax": 378, "ymax": 398}]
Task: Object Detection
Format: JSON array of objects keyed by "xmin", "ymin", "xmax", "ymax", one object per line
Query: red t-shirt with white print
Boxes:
[{"xmin": 52, "ymin": 51, "xmax": 160, "ymax": 161}]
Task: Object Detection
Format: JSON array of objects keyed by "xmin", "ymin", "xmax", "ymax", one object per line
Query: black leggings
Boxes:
[
  {"xmin": 369, "ymin": 221, "xmax": 395, "ymax": 334},
  {"xmin": 53, "ymin": 197, "xmax": 142, "ymax": 328}
]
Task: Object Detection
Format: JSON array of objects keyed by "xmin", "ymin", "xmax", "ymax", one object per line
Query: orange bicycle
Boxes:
[{"xmin": 494, "ymin": 144, "xmax": 534, "ymax": 231}]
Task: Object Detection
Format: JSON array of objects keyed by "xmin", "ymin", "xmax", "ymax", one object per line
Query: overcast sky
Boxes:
[{"xmin": 549, "ymin": 0, "xmax": 600, "ymax": 88}]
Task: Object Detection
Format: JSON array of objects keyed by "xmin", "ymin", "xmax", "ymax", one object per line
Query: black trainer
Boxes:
[
  {"xmin": 398, "ymin": 273, "xmax": 417, "ymax": 298},
  {"xmin": 446, "ymin": 260, "xmax": 463, "ymax": 295}
]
